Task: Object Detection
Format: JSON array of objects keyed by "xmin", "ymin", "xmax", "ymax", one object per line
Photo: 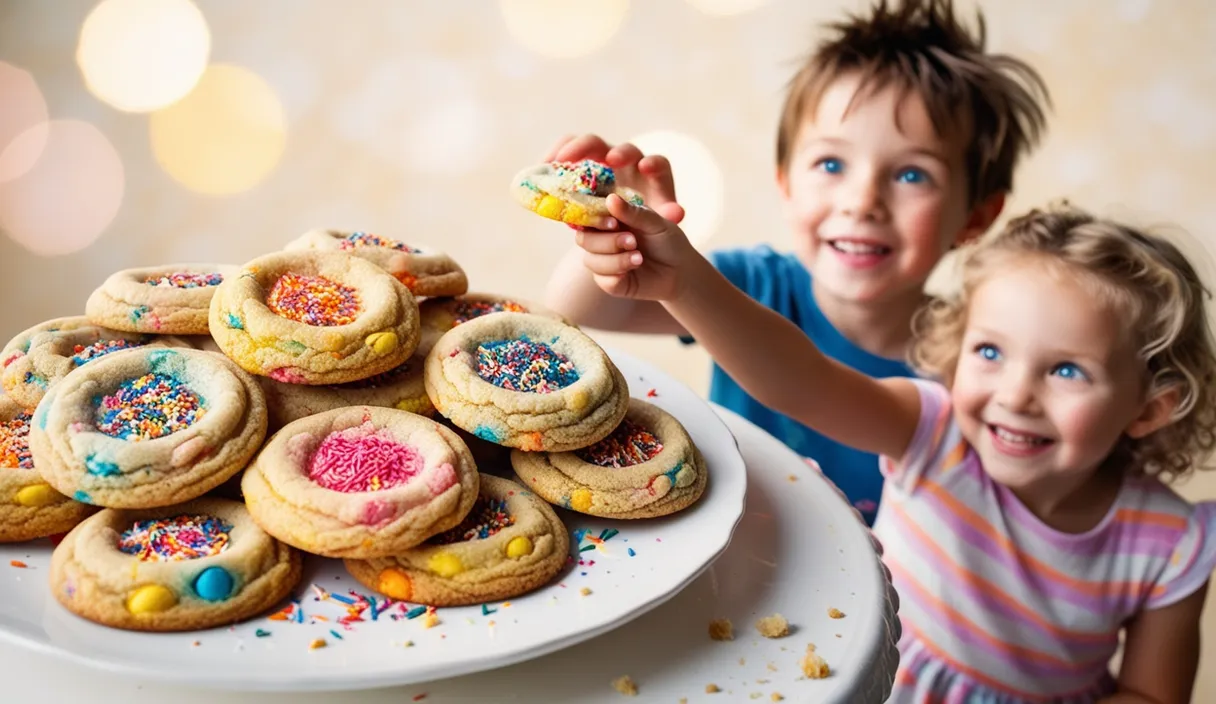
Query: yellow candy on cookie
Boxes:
[{"xmin": 510, "ymin": 160, "xmax": 644, "ymax": 227}]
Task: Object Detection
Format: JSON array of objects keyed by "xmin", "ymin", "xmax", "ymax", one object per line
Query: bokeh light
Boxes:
[
  {"xmin": 499, "ymin": 0, "xmax": 630, "ymax": 59},
  {"xmin": 149, "ymin": 64, "xmax": 286, "ymax": 196},
  {"xmin": 629, "ymin": 130, "xmax": 724, "ymax": 249},
  {"xmin": 685, "ymin": 0, "xmax": 769, "ymax": 16},
  {"xmin": 0, "ymin": 120, "xmax": 125, "ymax": 256},
  {"xmin": 405, "ymin": 98, "xmax": 493, "ymax": 175},
  {"xmin": 76, "ymin": 0, "xmax": 211, "ymax": 113},
  {"xmin": 0, "ymin": 62, "xmax": 50, "ymax": 183}
]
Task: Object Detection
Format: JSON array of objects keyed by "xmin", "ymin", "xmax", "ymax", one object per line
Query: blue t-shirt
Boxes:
[{"xmin": 682, "ymin": 245, "xmax": 913, "ymax": 525}]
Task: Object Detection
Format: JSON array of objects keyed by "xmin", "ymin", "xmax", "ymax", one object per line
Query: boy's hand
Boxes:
[
  {"xmin": 575, "ymin": 193, "xmax": 701, "ymax": 301},
  {"xmin": 544, "ymin": 134, "xmax": 686, "ymax": 225}
]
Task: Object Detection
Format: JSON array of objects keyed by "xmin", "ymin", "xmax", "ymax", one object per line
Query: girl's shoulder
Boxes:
[{"xmin": 1117, "ymin": 476, "xmax": 1216, "ymax": 611}]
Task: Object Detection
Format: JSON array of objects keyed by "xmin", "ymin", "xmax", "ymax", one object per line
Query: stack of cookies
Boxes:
[{"xmin": 0, "ymin": 225, "xmax": 708, "ymax": 633}]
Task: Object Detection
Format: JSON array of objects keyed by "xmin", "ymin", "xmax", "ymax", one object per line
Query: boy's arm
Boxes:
[
  {"xmin": 663, "ymin": 253, "xmax": 920, "ymax": 459},
  {"xmin": 1099, "ymin": 582, "xmax": 1206, "ymax": 704},
  {"xmin": 545, "ymin": 246, "xmax": 689, "ymax": 334}
]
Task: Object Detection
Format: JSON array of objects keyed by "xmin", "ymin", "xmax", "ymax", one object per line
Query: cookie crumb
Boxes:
[
  {"xmin": 580, "ymin": 587, "xmax": 592, "ymax": 596},
  {"xmin": 705, "ymin": 684, "xmax": 721, "ymax": 693},
  {"xmin": 756, "ymin": 679, "xmax": 769, "ymax": 684},
  {"xmin": 787, "ymin": 474, "xmax": 798, "ymax": 482},
  {"xmin": 799, "ymin": 643, "xmax": 830, "ymax": 679},
  {"xmin": 309, "ymin": 638, "xmax": 327, "ymax": 650},
  {"xmin": 679, "ymin": 699, "xmax": 688, "ymax": 704},
  {"xmin": 766, "ymin": 662, "xmax": 778, "ymax": 672},
  {"xmin": 412, "ymin": 695, "xmax": 427, "ymax": 702},
  {"xmin": 738, "ymin": 657, "xmax": 746, "ymax": 666},
  {"xmin": 771, "ymin": 694, "xmax": 785, "ymax": 702},
  {"xmin": 403, "ymin": 640, "xmax": 415, "ymax": 647},
  {"xmin": 828, "ymin": 608, "xmax": 846, "ymax": 619},
  {"xmin": 755, "ymin": 613, "xmax": 790, "ymax": 638},
  {"xmin": 611, "ymin": 675, "xmax": 638, "ymax": 697},
  {"xmin": 423, "ymin": 606, "xmax": 440, "ymax": 629},
  {"xmin": 750, "ymin": 693, "xmax": 762, "ymax": 700},
  {"xmin": 708, "ymin": 618, "xmax": 734, "ymax": 641},
  {"xmin": 835, "ymin": 633, "xmax": 842, "ymax": 638},
  {"xmin": 191, "ymin": 640, "xmax": 200, "ymax": 647}
]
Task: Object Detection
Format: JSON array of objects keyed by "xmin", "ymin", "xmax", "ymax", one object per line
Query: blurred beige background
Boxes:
[{"xmin": 1, "ymin": 0, "xmax": 1213, "ymax": 693}]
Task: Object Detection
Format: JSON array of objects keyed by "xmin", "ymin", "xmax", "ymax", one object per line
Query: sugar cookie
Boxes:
[
  {"xmin": 0, "ymin": 392, "xmax": 97, "ymax": 542},
  {"xmin": 29, "ymin": 348, "xmax": 267, "ymax": 509},
  {"xmin": 424, "ymin": 312, "xmax": 629, "ymax": 452},
  {"xmin": 419, "ymin": 292, "xmax": 569, "ymax": 336},
  {"xmin": 208, "ymin": 251, "xmax": 421, "ymax": 385},
  {"xmin": 49, "ymin": 497, "xmax": 301, "ymax": 632},
  {"xmin": 85, "ymin": 264, "xmax": 238, "ymax": 336},
  {"xmin": 1, "ymin": 316, "xmax": 192, "ymax": 408},
  {"xmin": 512, "ymin": 397, "xmax": 707, "ymax": 518},
  {"xmin": 240, "ymin": 406, "xmax": 479, "ymax": 558},
  {"xmin": 284, "ymin": 229, "xmax": 468, "ymax": 298},
  {"xmin": 344, "ymin": 474, "xmax": 568, "ymax": 606},
  {"xmin": 510, "ymin": 160, "xmax": 644, "ymax": 227}
]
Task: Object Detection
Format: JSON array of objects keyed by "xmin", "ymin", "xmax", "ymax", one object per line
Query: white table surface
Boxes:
[{"xmin": 0, "ymin": 405, "xmax": 900, "ymax": 703}]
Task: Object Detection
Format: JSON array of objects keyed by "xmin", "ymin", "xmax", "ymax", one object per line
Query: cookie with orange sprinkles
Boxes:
[
  {"xmin": 240, "ymin": 406, "xmax": 479, "ymax": 558},
  {"xmin": 284, "ymin": 229, "xmax": 468, "ymax": 298},
  {"xmin": 424, "ymin": 312, "xmax": 629, "ymax": 452},
  {"xmin": 0, "ymin": 391, "xmax": 97, "ymax": 542},
  {"xmin": 49, "ymin": 497, "xmax": 301, "ymax": 632},
  {"xmin": 512, "ymin": 397, "xmax": 707, "ymax": 519},
  {"xmin": 510, "ymin": 159, "xmax": 644, "ymax": 227},
  {"xmin": 29, "ymin": 347, "xmax": 267, "ymax": 509},
  {"xmin": 85, "ymin": 264, "xmax": 239, "ymax": 335},
  {"xmin": 208, "ymin": 251, "xmax": 421, "ymax": 386},
  {"xmin": 419, "ymin": 291, "xmax": 570, "ymax": 337},
  {"xmin": 344, "ymin": 473, "xmax": 568, "ymax": 607},
  {"xmin": 1, "ymin": 315, "xmax": 192, "ymax": 408}
]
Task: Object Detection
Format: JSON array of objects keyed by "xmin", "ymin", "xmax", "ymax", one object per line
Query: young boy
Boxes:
[{"xmin": 543, "ymin": 0, "xmax": 1049, "ymax": 524}]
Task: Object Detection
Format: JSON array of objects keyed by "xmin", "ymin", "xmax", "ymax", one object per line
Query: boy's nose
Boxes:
[{"xmin": 839, "ymin": 173, "xmax": 884, "ymax": 222}]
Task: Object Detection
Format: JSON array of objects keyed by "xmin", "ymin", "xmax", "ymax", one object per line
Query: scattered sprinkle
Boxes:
[
  {"xmin": 191, "ymin": 640, "xmax": 201, "ymax": 647},
  {"xmin": 481, "ymin": 603, "xmax": 497, "ymax": 616},
  {"xmin": 627, "ymin": 548, "xmax": 636, "ymax": 557},
  {"xmin": 828, "ymin": 608, "xmax": 846, "ymax": 619},
  {"xmin": 580, "ymin": 587, "xmax": 592, "ymax": 597},
  {"xmin": 254, "ymin": 629, "xmax": 270, "ymax": 638},
  {"xmin": 611, "ymin": 675, "xmax": 638, "ymax": 697},
  {"xmin": 405, "ymin": 606, "xmax": 427, "ymax": 620},
  {"xmin": 705, "ymin": 684, "xmax": 721, "ymax": 693},
  {"xmin": 10, "ymin": 560, "xmax": 27, "ymax": 569},
  {"xmin": 329, "ymin": 629, "xmax": 344, "ymax": 640},
  {"xmin": 309, "ymin": 639, "xmax": 327, "ymax": 650},
  {"xmin": 771, "ymin": 694, "xmax": 785, "ymax": 702},
  {"xmin": 411, "ymin": 694, "xmax": 427, "ymax": 702},
  {"xmin": 755, "ymin": 613, "xmax": 790, "ymax": 639},
  {"xmin": 787, "ymin": 474, "xmax": 798, "ymax": 482},
  {"xmin": 645, "ymin": 388, "xmax": 658, "ymax": 397},
  {"xmin": 708, "ymin": 618, "xmax": 734, "ymax": 641}
]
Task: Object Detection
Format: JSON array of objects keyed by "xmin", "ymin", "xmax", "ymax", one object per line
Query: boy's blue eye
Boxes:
[
  {"xmin": 896, "ymin": 167, "xmax": 929, "ymax": 184},
  {"xmin": 1052, "ymin": 363, "xmax": 1088, "ymax": 381},
  {"xmin": 816, "ymin": 158, "xmax": 843, "ymax": 174},
  {"xmin": 976, "ymin": 344, "xmax": 1000, "ymax": 362}
]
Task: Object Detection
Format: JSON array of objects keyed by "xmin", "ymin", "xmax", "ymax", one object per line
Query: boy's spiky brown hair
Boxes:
[{"xmin": 776, "ymin": 0, "xmax": 1050, "ymax": 205}]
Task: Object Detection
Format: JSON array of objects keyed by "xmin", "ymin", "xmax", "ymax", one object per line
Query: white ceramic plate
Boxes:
[{"xmin": 0, "ymin": 347, "xmax": 747, "ymax": 691}]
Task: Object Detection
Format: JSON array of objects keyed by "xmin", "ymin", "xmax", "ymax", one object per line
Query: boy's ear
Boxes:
[
  {"xmin": 775, "ymin": 167, "xmax": 791, "ymax": 201},
  {"xmin": 954, "ymin": 191, "xmax": 1006, "ymax": 247},
  {"xmin": 1125, "ymin": 385, "xmax": 1182, "ymax": 440}
]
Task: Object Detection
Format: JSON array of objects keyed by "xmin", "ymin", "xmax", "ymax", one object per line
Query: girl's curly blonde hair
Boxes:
[{"xmin": 910, "ymin": 203, "xmax": 1216, "ymax": 482}]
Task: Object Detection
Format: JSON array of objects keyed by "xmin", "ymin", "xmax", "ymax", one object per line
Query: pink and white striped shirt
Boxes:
[{"xmin": 875, "ymin": 379, "xmax": 1216, "ymax": 702}]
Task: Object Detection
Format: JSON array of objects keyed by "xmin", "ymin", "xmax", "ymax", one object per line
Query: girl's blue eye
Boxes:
[
  {"xmin": 1052, "ymin": 363, "xmax": 1088, "ymax": 381},
  {"xmin": 896, "ymin": 167, "xmax": 929, "ymax": 184},
  {"xmin": 816, "ymin": 157, "xmax": 843, "ymax": 174},
  {"xmin": 976, "ymin": 344, "xmax": 1000, "ymax": 362}
]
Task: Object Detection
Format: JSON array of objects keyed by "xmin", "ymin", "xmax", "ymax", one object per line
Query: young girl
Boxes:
[{"xmin": 576, "ymin": 194, "xmax": 1216, "ymax": 702}]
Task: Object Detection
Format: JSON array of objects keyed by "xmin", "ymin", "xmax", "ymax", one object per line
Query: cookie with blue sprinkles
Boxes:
[
  {"xmin": 86, "ymin": 263, "xmax": 238, "ymax": 336},
  {"xmin": 1, "ymin": 315, "xmax": 192, "ymax": 408},
  {"xmin": 49, "ymin": 497, "xmax": 301, "ymax": 631},
  {"xmin": 512, "ymin": 397, "xmax": 707, "ymax": 518},
  {"xmin": 29, "ymin": 347, "xmax": 267, "ymax": 509},
  {"xmin": 423, "ymin": 312, "xmax": 629, "ymax": 453}
]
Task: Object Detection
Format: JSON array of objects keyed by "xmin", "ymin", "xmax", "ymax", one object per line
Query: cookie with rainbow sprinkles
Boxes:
[
  {"xmin": 345, "ymin": 473, "xmax": 568, "ymax": 607},
  {"xmin": 208, "ymin": 251, "xmax": 421, "ymax": 386},
  {"xmin": 512, "ymin": 397, "xmax": 707, "ymax": 519},
  {"xmin": 424, "ymin": 312, "xmax": 629, "ymax": 452},
  {"xmin": 49, "ymin": 497, "xmax": 301, "ymax": 632},
  {"xmin": 1, "ymin": 315, "xmax": 192, "ymax": 408},
  {"xmin": 29, "ymin": 347, "xmax": 267, "ymax": 509},
  {"xmin": 86, "ymin": 264, "xmax": 238, "ymax": 336},
  {"xmin": 0, "ymin": 391, "xmax": 97, "ymax": 542},
  {"xmin": 419, "ymin": 291, "xmax": 570, "ymax": 336},
  {"xmin": 240, "ymin": 406, "xmax": 479, "ymax": 559},
  {"xmin": 511, "ymin": 159, "xmax": 644, "ymax": 227},
  {"xmin": 284, "ymin": 229, "xmax": 468, "ymax": 298}
]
